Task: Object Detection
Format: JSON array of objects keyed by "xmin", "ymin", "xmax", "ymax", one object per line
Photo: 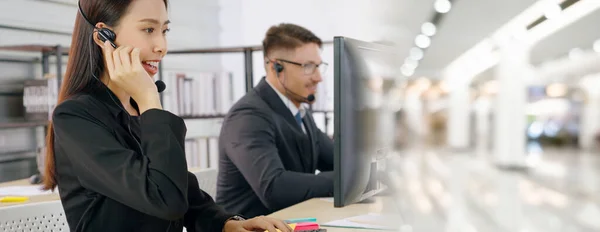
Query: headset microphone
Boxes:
[
  {"xmin": 274, "ymin": 62, "xmax": 316, "ymax": 103},
  {"xmin": 155, "ymin": 80, "xmax": 166, "ymax": 93}
]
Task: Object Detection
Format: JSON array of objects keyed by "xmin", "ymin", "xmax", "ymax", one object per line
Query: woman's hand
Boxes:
[
  {"xmin": 102, "ymin": 41, "xmax": 162, "ymax": 113},
  {"xmin": 223, "ymin": 216, "xmax": 292, "ymax": 232}
]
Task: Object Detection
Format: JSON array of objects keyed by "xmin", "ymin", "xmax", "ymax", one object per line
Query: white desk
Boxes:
[
  {"xmin": 269, "ymin": 197, "xmax": 397, "ymax": 232},
  {"xmin": 0, "ymin": 167, "xmax": 208, "ymax": 208},
  {"xmin": 0, "ymin": 178, "xmax": 59, "ymax": 208}
]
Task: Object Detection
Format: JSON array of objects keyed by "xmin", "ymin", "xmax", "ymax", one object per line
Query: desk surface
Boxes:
[
  {"xmin": 0, "ymin": 178, "xmax": 60, "ymax": 207},
  {"xmin": 269, "ymin": 197, "xmax": 397, "ymax": 232},
  {"xmin": 0, "ymin": 167, "xmax": 210, "ymax": 208},
  {"xmin": 2, "ymin": 175, "xmax": 398, "ymax": 231}
]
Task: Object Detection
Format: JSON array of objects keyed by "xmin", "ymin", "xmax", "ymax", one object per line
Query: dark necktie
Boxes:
[{"xmin": 294, "ymin": 112, "xmax": 303, "ymax": 128}]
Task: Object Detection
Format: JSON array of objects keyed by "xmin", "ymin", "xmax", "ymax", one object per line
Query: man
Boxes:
[{"xmin": 216, "ymin": 23, "xmax": 334, "ymax": 218}]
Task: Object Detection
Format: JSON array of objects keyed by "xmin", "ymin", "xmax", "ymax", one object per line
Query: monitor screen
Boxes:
[{"xmin": 333, "ymin": 36, "xmax": 401, "ymax": 207}]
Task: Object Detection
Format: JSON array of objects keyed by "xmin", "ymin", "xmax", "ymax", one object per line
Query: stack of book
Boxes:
[
  {"xmin": 162, "ymin": 72, "xmax": 235, "ymax": 118},
  {"xmin": 184, "ymin": 136, "xmax": 219, "ymax": 170},
  {"xmin": 22, "ymin": 75, "xmax": 58, "ymax": 122}
]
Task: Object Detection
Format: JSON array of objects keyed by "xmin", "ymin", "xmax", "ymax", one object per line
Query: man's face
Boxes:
[{"xmin": 275, "ymin": 43, "xmax": 325, "ymax": 103}]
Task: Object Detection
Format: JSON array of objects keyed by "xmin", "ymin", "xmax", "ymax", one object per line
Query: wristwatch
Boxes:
[
  {"xmin": 228, "ymin": 215, "xmax": 246, "ymax": 221},
  {"xmin": 223, "ymin": 215, "xmax": 246, "ymax": 232}
]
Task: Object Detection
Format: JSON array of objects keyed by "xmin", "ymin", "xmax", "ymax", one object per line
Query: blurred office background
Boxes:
[{"xmin": 1, "ymin": 0, "xmax": 600, "ymax": 231}]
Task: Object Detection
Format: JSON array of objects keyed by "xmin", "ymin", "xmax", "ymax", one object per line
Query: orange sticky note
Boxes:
[{"xmin": 264, "ymin": 223, "xmax": 296, "ymax": 232}]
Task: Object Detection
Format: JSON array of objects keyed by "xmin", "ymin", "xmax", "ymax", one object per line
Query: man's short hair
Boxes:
[{"xmin": 262, "ymin": 23, "xmax": 322, "ymax": 58}]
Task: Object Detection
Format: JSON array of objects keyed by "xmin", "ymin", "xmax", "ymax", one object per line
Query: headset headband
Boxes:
[{"xmin": 78, "ymin": 1, "xmax": 95, "ymax": 28}]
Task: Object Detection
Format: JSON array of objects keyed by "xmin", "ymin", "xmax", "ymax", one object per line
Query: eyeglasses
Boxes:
[{"xmin": 273, "ymin": 58, "xmax": 329, "ymax": 75}]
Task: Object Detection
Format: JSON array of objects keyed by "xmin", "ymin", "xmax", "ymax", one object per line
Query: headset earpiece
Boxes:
[
  {"xmin": 274, "ymin": 62, "xmax": 284, "ymax": 75},
  {"xmin": 97, "ymin": 28, "xmax": 117, "ymax": 48}
]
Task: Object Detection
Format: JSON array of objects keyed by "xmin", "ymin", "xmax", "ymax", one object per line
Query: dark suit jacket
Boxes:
[{"xmin": 216, "ymin": 77, "xmax": 334, "ymax": 217}]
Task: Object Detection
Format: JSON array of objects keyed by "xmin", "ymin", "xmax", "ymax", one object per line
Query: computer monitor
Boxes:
[{"xmin": 333, "ymin": 36, "xmax": 400, "ymax": 208}]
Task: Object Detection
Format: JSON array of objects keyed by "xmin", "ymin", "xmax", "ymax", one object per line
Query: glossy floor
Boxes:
[{"xmin": 383, "ymin": 146, "xmax": 600, "ymax": 232}]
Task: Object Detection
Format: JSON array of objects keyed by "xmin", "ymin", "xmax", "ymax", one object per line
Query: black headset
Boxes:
[
  {"xmin": 78, "ymin": 1, "xmax": 117, "ymax": 48},
  {"xmin": 274, "ymin": 62, "xmax": 284, "ymax": 74},
  {"xmin": 271, "ymin": 60, "xmax": 315, "ymax": 102}
]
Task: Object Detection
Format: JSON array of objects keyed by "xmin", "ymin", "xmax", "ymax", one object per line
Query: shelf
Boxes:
[
  {"xmin": 0, "ymin": 119, "xmax": 48, "ymax": 129},
  {"xmin": 167, "ymin": 40, "xmax": 333, "ymax": 55},
  {"xmin": 0, "ymin": 44, "xmax": 69, "ymax": 55},
  {"xmin": 311, "ymin": 110, "xmax": 333, "ymax": 113},
  {"xmin": 0, "ymin": 150, "xmax": 37, "ymax": 163},
  {"xmin": 0, "ymin": 57, "xmax": 40, "ymax": 63},
  {"xmin": 180, "ymin": 115, "xmax": 226, "ymax": 120},
  {"xmin": 168, "ymin": 45, "xmax": 263, "ymax": 54}
]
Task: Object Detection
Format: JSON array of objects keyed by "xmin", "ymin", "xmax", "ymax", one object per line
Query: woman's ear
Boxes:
[
  {"xmin": 91, "ymin": 22, "xmax": 114, "ymax": 48},
  {"xmin": 92, "ymin": 30, "xmax": 105, "ymax": 48}
]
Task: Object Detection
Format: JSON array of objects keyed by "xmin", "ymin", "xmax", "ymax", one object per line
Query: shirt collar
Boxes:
[
  {"xmin": 266, "ymin": 78, "xmax": 306, "ymax": 118},
  {"xmin": 90, "ymin": 84, "xmax": 139, "ymax": 118}
]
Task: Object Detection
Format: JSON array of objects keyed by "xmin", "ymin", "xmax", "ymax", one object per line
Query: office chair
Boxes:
[
  {"xmin": 191, "ymin": 168, "xmax": 218, "ymax": 199},
  {"xmin": 0, "ymin": 200, "xmax": 69, "ymax": 232}
]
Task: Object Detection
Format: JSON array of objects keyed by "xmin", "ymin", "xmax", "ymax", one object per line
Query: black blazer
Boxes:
[
  {"xmin": 216, "ymin": 77, "xmax": 334, "ymax": 218},
  {"xmin": 51, "ymin": 85, "xmax": 234, "ymax": 232}
]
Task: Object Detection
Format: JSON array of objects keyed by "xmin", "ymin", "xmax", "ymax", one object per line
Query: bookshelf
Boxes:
[
  {"xmin": 0, "ymin": 44, "xmax": 66, "ymax": 183},
  {"xmin": 157, "ymin": 45, "xmax": 262, "ymax": 104},
  {"xmin": 184, "ymin": 136, "xmax": 220, "ymax": 170},
  {"xmin": 154, "ymin": 45, "xmax": 260, "ymax": 171}
]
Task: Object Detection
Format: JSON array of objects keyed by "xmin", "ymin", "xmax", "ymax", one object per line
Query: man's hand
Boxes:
[{"xmin": 223, "ymin": 216, "xmax": 292, "ymax": 232}]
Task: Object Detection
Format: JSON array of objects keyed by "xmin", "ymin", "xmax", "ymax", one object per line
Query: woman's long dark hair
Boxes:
[{"xmin": 42, "ymin": 0, "xmax": 168, "ymax": 191}]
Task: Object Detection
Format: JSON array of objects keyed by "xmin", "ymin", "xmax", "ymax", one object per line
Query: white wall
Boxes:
[{"xmin": 217, "ymin": 0, "xmax": 387, "ymax": 134}]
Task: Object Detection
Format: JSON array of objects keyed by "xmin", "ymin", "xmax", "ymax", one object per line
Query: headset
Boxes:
[
  {"xmin": 77, "ymin": 1, "xmax": 166, "ymax": 92},
  {"xmin": 272, "ymin": 61, "xmax": 316, "ymax": 102},
  {"xmin": 77, "ymin": 1, "xmax": 117, "ymax": 49}
]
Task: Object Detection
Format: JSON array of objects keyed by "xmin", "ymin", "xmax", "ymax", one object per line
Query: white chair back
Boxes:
[
  {"xmin": 0, "ymin": 200, "xmax": 69, "ymax": 232},
  {"xmin": 191, "ymin": 168, "xmax": 218, "ymax": 199}
]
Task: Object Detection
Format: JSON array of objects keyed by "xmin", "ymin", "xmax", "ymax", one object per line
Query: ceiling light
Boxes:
[
  {"xmin": 415, "ymin": 34, "xmax": 431, "ymax": 48},
  {"xmin": 568, "ymin": 48, "xmax": 583, "ymax": 60},
  {"xmin": 404, "ymin": 63, "xmax": 418, "ymax": 71},
  {"xmin": 543, "ymin": 3, "xmax": 562, "ymax": 19},
  {"xmin": 421, "ymin": 22, "xmax": 437, "ymax": 36},
  {"xmin": 401, "ymin": 65, "xmax": 415, "ymax": 77},
  {"xmin": 434, "ymin": 0, "xmax": 452, "ymax": 13},
  {"xmin": 405, "ymin": 58, "xmax": 419, "ymax": 67},
  {"xmin": 410, "ymin": 47, "xmax": 424, "ymax": 60},
  {"xmin": 594, "ymin": 39, "xmax": 600, "ymax": 53},
  {"xmin": 528, "ymin": 0, "xmax": 600, "ymax": 44}
]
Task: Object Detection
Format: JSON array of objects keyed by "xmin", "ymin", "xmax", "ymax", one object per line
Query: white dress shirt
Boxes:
[{"xmin": 266, "ymin": 79, "xmax": 307, "ymax": 134}]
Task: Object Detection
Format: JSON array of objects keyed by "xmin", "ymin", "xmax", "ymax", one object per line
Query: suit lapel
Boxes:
[
  {"xmin": 255, "ymin": 77, "xmax": 303, "ymax": 132},
  {"xmin": 255, "ymin": 77, "xmax": 308, "ymax": 171}
]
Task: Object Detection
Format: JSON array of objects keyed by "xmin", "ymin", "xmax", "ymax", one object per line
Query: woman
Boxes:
[{"xmin": 41, "ymin": 0, "xmax": 291, "ymax": 231}]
